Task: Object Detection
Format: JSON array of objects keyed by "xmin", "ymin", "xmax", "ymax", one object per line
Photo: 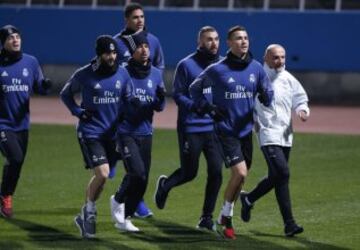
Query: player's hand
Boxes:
[
  {"xmin": 79, "ymin": 109, "xmax": 94, "ymax": 122},
  {"xmin": 156, "ymin": 86, "xmax": 166, "ymax": 101},
  {"xmin": 129, "ymin": 97, "xmax": 142, "ymax": 108},
  {"xmin": 190, "ymin": 104, "xmax": 204, "ymax": 116},
  {"xmin": 41, "ymin": 78, "xmax": 52, "ymax": 90},
  {"xmin": 298, "ymin": 110, "xmax": 309, "ymax": 122},
  {"xmin": 207, "ymin": 104, "xmax": 226, "ymax": 122}
]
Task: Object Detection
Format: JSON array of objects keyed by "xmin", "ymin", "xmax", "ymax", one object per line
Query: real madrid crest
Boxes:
[
  {"xmin": 115, "ymin": 80, "xmax": 121, "ymax": 89},
  {"xmin": 249, "ymin": 73, "xmax": 256, "ymax": 83},
  {"xmin": 147, "ymin": 79, "xmax": 153, "ymax": 88},
  {"xmin": 23, "ymin": 68, "xmax": 29, "ymax": 77}
]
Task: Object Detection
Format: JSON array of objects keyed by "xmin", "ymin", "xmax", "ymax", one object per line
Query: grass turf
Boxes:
[{"xmin": 0, "ymin": 124, "xmax": 359, "ymax": 249}]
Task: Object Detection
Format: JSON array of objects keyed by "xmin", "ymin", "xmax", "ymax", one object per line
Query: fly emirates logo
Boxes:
[
  {"xmin": 135, "ymin": 88, "xmax": 153, "ymax": 103},
  {"xmin": 225, "ymin": 85, "xmax": 253, "ymax": 99},
  {"xmin": 93, "ymin": 91, "xmax": 119, "ymax": 104},
  {"xmin": 2, "ymin": 78, "xmax": 29, "ymax": 93}
]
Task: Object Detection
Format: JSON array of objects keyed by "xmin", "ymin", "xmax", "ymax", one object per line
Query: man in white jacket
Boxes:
[{"xmin": 239, "ymin": 44, "xmax": 309, "ymax": 237}]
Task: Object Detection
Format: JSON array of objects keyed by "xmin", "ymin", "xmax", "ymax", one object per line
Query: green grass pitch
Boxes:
[{"xmin": 0, "ymin": 124, "xmax": 359, "ymax": 249}]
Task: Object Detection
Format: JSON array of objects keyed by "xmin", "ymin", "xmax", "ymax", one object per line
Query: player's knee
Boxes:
[
  {"xmin": 234, "ymin": 163, "xmax": 248, "ymax": 179},
  {"xmin": 208, "ymin": 165, "xmax": 222, "ymax": 178},
  {"xmin": 184, "ymin": 170, "xmax": 197, "ymax": 182},
  {"xmin": 239, "ymin": 169, "xmax": 247, "ymax": 179},
  {"xmin": 8, "ymin": 156, "xmax": 24, "ymax": 167},
  {"xmin": 268, "ymin": 170, "xmax": 278, "ymax": 182},
  {"xmin": 95, "ymin": 164, "xmax": 110, "ymax": 179},
  {"xmin": 279, "ymin": 169, "xmax": 290, "ymax": 182},
  {"xmin": 130, "ymin": 174, "xmax": 147, "ymax": 189}
]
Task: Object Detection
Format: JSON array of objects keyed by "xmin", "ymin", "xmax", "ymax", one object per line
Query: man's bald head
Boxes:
[{"xmin": 264, "ymin": 44, "xmax": 286, "ymax": 70}]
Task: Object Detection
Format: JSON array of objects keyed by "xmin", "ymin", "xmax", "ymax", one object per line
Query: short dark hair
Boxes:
[
  {"xmin": 124, "ymin": 2, "xmax": 143, "ymax": 18},
  {"xmin": 198, "ymin": 26, "xmax": 217, "ymax": 41},
  {"xmin": 227, "ymin": 25, "xmax": 247, "ymax": 40}
]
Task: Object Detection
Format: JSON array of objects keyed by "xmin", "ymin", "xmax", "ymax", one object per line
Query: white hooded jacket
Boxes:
[{"xmin": 254, "ymin": 63, "xmax": 310, "ymax": 147}]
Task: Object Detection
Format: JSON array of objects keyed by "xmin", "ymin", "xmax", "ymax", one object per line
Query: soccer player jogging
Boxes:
[
  {"xmin": 154, "ymin": 26, "xmax": 223, "ymax": 231},
  {"xmin": 189, "ymin": 26, "xmax": 273, "ymax": 239},
  {"xmin": 113, "ymin": 2, "xmax": 165, "ymax": 71},
  {"xmin": 110, "ymin": 31, "xmax": 165, "ymax": 232},
  {"xmin": 0, "ymin": 25, "xmax": 52, "ymax": 218},
  {"xmin": 60, "ymin": 35, "xmax": 134, "ymax": 238},
  {"xmin": 112, "ymin": 2, "xmax": 165, "ymax": 217},
  {"xmin": 240, "ymin": 44, "xmax": 309, "ymax": 237}
]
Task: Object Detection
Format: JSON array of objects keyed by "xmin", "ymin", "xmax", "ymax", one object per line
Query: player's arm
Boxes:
[
  {"xmin": 153, "ymin": 38, "xmax": 165, "ymax": 71},
  {"xmin": 60, "ymin": 74, "xmax": 83, "ymax": 118},
  {"xmin": 32, "ymin": 58, "xmax": 52, "ymax": 95},
  {"xmin": 257, "ymin": 68, "xmax": 274, "ymax": 107},
  {"xmin": 172, "ymin": 63, "xmax": 195, "ymax": 111},
  {"xmin": 189, "ymin": 73, "xmax": 224, "ymax": 121},
  {"xmin": 152, "ymin": 81, "xmax": 166, "ymax": 112},
  {"xmin": 291, "ymin": 76, "xmax": 310, "ymax": 122}
]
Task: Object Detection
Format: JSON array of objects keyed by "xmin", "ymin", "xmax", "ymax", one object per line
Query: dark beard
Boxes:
[
  {"xmin": 91, "ymin": 57, "xmax": 118, "ymax": 76},
  {"xmin": 194, "ymin": 47, "xmax": 220, "ymax": 68},
  {"xmin": 126, "ymin": 58, "xmax": 151, "ymax": 79}
]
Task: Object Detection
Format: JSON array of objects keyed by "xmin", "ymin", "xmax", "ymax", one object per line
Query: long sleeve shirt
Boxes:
[
  {"xmin": 60, "ymin": 64, "xmax": 133, "ymax": 139},
  {"xmin": 173, "ymin": 50, "xmax": 220, "ymax": 133},
  {"xmin": 190, "ymin": 53, "xmax": 273, "ymax": 139},
  {"xmin": 254, "ymin": 64, "xmax": 310, "ymax": 147},
  {"xmin": 118, "ymin": 64, "xmax": 165, "ymax": 136},
  {"xmin": 0, "ymin": 53, "xmax": 47, "ymax": 131}
]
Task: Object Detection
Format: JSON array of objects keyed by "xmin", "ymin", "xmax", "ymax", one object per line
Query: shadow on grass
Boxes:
[
  {"xmin": 124, "ymin": 217, "xmax": 294, "ymax": 250},
  {"xmin": 250, "ymin": 230, "xmax": 350, "ymax": 250},
  {"xmin": 2, "ymin": 217, "xmax": 135, "ymax": 250},
  {"xmin": 14, "ymin": 207, "xmax": 79, "ymax": 216},
  {"xmin": 1, "ymin": 214, "xmax": 350, "ymax": 250}
]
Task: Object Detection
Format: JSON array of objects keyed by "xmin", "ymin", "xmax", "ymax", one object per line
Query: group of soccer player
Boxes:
[{"xmin": 0, "ymin": 1, "xmax": 310, "ymax": 240}]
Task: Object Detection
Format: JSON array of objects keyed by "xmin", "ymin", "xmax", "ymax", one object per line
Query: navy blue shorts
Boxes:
[
  {"xmin": 78, "ymin": 137, "xmax": 119, "ymax": 169},
  {"xmin": 217, "ymin": 131, "xmax": 253, "ymax": 169}
]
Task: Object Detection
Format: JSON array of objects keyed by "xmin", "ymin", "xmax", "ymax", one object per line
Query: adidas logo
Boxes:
[
  {"xmin": 124, "ymin": 51, "xmax": 131, "ymax": 57},
  {"xmin": 1, "ymin": 71, "xmax": 8, "ymax": 77},
  {"xmin": 94, "ymin": 83, "xmax": 102, "ymax": 89},
  {"xmin": 228, "ymin": 77, "xmax": 235, "ymax": 83}
]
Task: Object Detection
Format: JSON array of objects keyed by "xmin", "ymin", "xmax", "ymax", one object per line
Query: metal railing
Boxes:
[{"xmin": 1, "ymin": 0, "xmax": 359, "ymax": 11}]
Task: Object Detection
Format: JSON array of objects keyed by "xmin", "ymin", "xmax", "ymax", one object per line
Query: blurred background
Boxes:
[{"xmin": 1, "ymin": 0, "xmax": 360, "ymax": 105}]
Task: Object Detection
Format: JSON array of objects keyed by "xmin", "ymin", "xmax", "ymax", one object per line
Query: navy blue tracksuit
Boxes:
[
  {"xmin": 60, "ymin": 60, "xmax": 134, "ymax": 171},
  {"xmin": 114, "ymin": 58, "xmax": 165, "ymax": 218},
  {"xmin": 162, "ymin": 49, "xmax": 223, "ymax": 217},
  {"xmin": 190, "ymin": 52, "xmax": 273, "ymax": 169},
  {"xmin": 0, "ymin": 51, "xmax": 49, "ymax": 196}
]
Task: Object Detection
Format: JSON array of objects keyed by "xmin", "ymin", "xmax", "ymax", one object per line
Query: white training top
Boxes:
[{"xmin": 254, "ymin": 63, "xmax": 310, "ymax": 147}]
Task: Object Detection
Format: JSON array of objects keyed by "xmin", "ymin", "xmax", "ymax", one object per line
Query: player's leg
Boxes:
[
  {"xmin": 0, "ymin": 130, "xmax": 28, "ymax": 218},
  {"xmin": 215, "ymin": 133, "xmax": 248, "ymax": 239},
  {"xmin": 108, "ymin": 139, "xmax": 122, "ymax": 179},
  {"xmin": 271, "ymin": 146, "xmax": 303, "ymax": 236},
  {"xmin": 75, "ymin": 138, "xmax": 109, "ymax": 238},
  {"xmin": 155, "ymin": 132, "xmax": 202, "ymax": 209},
  {"xmin": 241, "ymin": 145, "xmax": 280, "ymax": 222},
  {"xmin": 113, "ymin": 135, "xmax": 144, "ymax": 232},
  {"xmin": 217, "ymin": 132, "xmax": 253, "ymax": 239},
  {"xmin": 87, "ymin": 163, "xmax": 109, "ymax": 202},
  {"xmin": 134, "ymin": 135, "xmax": 153, "ymax": 218},
  {"xmin": 197, "ymin": 131, "xmax": 223, "ymax": 231}
]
